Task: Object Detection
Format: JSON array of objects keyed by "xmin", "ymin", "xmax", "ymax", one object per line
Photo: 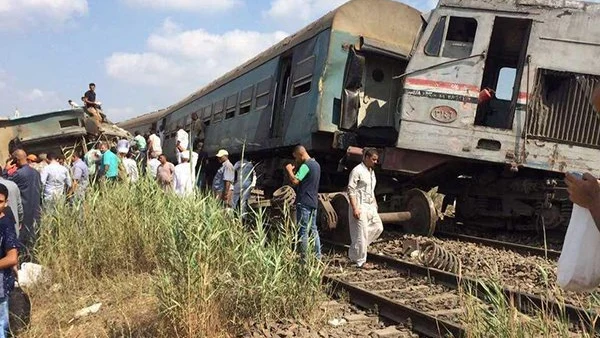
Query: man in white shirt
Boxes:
[
  {"xmin": 174, "ymin": 151, "xmax": 194, "ymax": 196},
  {"xmin": 347, "ymin": 148, "xmax": 383, "ymax": 269},
  {"xmin": 175, "ymin": 124, "xmax": 189, "ymax": 164},
  {"xmin": 123, "ymin": 152, "xmax": 139, "ymax": 183},
  {"xmin": 40, "ymin": 152, "xmax": 72, "ymax": 207},
  {"xmin": 147, "ymin": 153, "xmax": 161, "ymax": 179},
  {"xmin": 148, "ymin": 130, "xmax": 162, "ymax": 158},
  {"xmin": 231, "ymin": 159, "xmax": 256, "ymax": 217}
]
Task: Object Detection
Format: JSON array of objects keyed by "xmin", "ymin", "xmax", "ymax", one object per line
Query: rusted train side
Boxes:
[
  {"xmin": 0, "ymin": 109, "xmax": 130, "ymax": 164},
  {"xmin": 121, "ymin": 0, "xmax": 600, "ymax": 235},
  {"xmin": 374, "ymin": 0, "xmax": 600, "ymax": 232}
]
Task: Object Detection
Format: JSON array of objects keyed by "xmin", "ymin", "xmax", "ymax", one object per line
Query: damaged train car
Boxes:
[
  {"xmin": 0, "ymin": 108, "xmax": 130, "ymax": 164},
  {"xmin": 123, "ymin": 0, "xmax": 600, "ymax": 236}
]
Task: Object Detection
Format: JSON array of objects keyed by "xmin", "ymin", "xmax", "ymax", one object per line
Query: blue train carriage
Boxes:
[
  {"xmin": 383, "ymin": 0, "xmax": 600, "ymax": 233},
  {"xmin": 155, "ymin": 0, "xmax": 424, "ymax": 191}
]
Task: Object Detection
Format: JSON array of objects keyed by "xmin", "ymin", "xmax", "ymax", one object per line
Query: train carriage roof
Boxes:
[
  {"xmin": 118, "ymin": 108, "xmax": 168, "ymax": 131},
  {"xmin": 160, "ymin": 0, "xmax": 422, "ymax": 117},
  {"xmin": 439, "ymin": 0, "xmax": 600, "ymax": 12}
]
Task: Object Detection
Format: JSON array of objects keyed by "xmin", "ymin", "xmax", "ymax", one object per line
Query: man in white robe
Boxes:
[
  {"xmin": 347, "ymin": 148, "xmax": 383, "ymax": 269},
  {"xmin": 173, "ymin": 151, "xmax": 194, "ymax": 196}
]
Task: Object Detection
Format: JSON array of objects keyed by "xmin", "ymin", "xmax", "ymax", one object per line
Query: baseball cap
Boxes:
[
  {"xmin": 117, "ymin": 139, "xmax": 130, "ymax": 154},
  {"xmin": 216, "ymin": 149, "xmax": 228, "ymax": 158}
]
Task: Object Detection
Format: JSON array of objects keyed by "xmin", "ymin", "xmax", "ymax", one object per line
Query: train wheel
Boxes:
[
  {"xmin": 329, "ymin": 193, "xmax": 352, "ymax": 244},
  {"xmin": 402, "ymin": 189, "xmax": 438, "ymax": 237}
]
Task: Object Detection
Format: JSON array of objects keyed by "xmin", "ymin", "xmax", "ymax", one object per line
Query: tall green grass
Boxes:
[{"xmin": 35, "ymin": 177, "xmax": 324, "ymax": 336}]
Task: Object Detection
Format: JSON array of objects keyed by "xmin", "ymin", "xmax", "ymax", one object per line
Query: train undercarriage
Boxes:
[{"xmin": 237, "ymin": 140, "xmax": 572, "ymax": 243}]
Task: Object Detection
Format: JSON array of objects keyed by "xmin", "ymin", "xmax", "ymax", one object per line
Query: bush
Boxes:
[{"xmin": 35, "ymin": 178, "xmax": 324, "ymax": 336}]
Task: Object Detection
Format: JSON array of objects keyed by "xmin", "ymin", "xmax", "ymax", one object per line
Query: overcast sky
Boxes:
[{"xmin": 0, "ymin": 0, "xmax": 436, "ymax": 122}]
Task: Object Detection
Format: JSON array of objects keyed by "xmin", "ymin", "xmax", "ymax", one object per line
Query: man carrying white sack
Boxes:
[
  {"xmin": 565, "ymin": 173, "xmax": 600, "ymax": 230},
  {"xmin": 347, "ymin": 148, "xmax": 383, "ymax": 269}
]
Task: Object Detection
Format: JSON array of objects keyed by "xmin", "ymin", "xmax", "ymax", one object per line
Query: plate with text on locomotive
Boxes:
[{"xmin": 430, "ymin": 106, "xmax": 457, "ymax": 123}]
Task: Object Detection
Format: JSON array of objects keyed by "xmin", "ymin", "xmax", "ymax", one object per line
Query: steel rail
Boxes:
[
  {"xmin": 434, "ymin": 231, "xmax": 562, "ymax": 260},
  {"xmin": 322, "ymin": 239, "xmax": 599, "ymax": 333},
  {"xmin": 323, "ymin": 275, "xmax": 466, "ymax": 338}
]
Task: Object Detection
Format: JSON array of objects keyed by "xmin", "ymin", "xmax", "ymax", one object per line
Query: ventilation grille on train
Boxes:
[{"xmin": 526, "ymin": 68, "xmax": 600, "ymax": 149}]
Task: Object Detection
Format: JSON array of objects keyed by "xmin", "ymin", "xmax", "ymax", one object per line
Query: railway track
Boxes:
[
  {"xmin": 433, "ymin": 231, "xmax": 562, "ymax": 260},
  {"xmin": 322, "ymin": 239, "xmax": 598, "ymax": 337}
]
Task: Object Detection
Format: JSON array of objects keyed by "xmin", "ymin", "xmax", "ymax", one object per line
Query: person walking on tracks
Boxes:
[
  {"xmin": 347, "ymin": 148, "xmax": 383, "ymax": 269},
  {"xmin": 284, "ymin": 145, "xmax": 322, "ymax": 260}
]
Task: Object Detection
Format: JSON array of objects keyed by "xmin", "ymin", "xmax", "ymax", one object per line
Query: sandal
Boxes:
[{"xmin": 357, "ymin": 262, "xmax": 375, "ymax": 270}]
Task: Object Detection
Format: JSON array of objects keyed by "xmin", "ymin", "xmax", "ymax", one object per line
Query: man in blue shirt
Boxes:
[
  {"xmin": 99, "ymin": 142, "xmax": 119, "ymax": 181},
  {"xmin": 8, "ymin": 150, "xmax": 40, "ymax": 262},
  {"xmin": 0, "ymin": 183, "xmax": 20, "ymax": 338},
  {"xmin": 284, "ymin": 145, "xmax": 321, "ymax": 260}
]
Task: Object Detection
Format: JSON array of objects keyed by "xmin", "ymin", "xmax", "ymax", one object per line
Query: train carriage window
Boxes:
[
  {"xmin": 201, "ymin": 105, "xmax": 212, "ymax": 126},
  {"xmin": 442, "ymin": 17, "xmax": 477, "ymax": 58},
  {"xmin": 213, "ymin": 99, "xmax": 224, "ymax": 123},
  {"xmin": 425, "ymin": 16, "xmax": 446, "ymax": 56},
  {"xmin": 255, "ymin": 77, "xmax": 272, "ymax": 109},
  {"xmin": 239, "ymin": 85, "xmax": 254, "ymax": 115},
  {"xmin": 292, "ymin": 55, "xmax": 315, "ymax": 97},
  {"xmin": 225, "ymin": 94, "xmax": 238, "ymax": 119}
]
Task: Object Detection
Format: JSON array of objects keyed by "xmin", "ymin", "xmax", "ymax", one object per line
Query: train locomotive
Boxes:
[{"xmin": 119, "ymin": 0, "xmax": 600, "ymax": 237}]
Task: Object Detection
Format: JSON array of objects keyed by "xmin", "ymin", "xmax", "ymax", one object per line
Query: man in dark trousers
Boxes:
[
  {"xmin": 8, "ymin": 149, "xmax": 41, "ymax": 262},
  {"xmin": 284, "ymin": 145, "xmax": 321, "ymax": 260},
  {"xmin": 83, "ymin": 83, "xmax": 103, "ymax": 130}
]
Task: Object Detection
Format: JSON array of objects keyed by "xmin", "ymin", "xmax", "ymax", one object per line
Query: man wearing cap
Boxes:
[
  {"xmin": 174, "ymin": 151, "xmax": 194, "ymax": 196},
  {"xmin": 212, "ymin": 149, "xmax": 234, "ymax": 205}
]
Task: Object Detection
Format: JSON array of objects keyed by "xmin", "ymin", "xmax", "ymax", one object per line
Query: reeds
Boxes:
[{"xmin": 32, "ymin": 177, "xmax": 324, "ymax": 337}]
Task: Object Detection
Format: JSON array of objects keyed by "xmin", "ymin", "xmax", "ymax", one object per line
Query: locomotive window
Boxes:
[
  {"xmin": 239, "ymin": 85, "xmax": 254, "ymax": 115},
  {"xmin": 442, "ymin": 17, "xmax": 477, "ymax": 58},
  {"xmin": 495, "ymin": 67, "xmax": 517, "ymax": 101},
  {"xmin": 424, "ymin": 16, "xmax": 446, "ymax": 56},
  {"xmin": 255, "ymin": 77, "xmax": 272, "ymax": 109}
]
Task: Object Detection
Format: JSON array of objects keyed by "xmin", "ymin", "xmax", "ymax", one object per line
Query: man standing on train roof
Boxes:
[
  {"xmin": 347, "ymin": 148, "xmax": 383, "ymax": 269},
  {"xmin": 83, "ymin": 83, "xmax": 103, "ymax": 129},
  {"xmin": 212, "ymin": 149, "xmax": 234, "ymax": 206},
  {"xmin": 176, "ymin": 124, "xmax": 189, "ymax": 164},
  {"xmin": 284, "ymin": 145, "xmax": 322, "ymax": 260}
]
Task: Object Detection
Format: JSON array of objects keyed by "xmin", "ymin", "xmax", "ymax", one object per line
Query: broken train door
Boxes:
[
  {"xmin": 339, "ymin": 42, "xmax": 409, "ymax": 147},
  {"xmin": 475, "ymin": 17, "xmax": 532, "ymax": 131}
]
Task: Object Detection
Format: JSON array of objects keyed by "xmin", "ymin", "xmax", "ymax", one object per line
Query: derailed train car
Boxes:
[
  {"xmin": 124, "ymin": 0, "xmax": 600, "ymax": 236},
  {"xmin": 0, "ymin": 109, "xmax": 130, "ymax": 164}
]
